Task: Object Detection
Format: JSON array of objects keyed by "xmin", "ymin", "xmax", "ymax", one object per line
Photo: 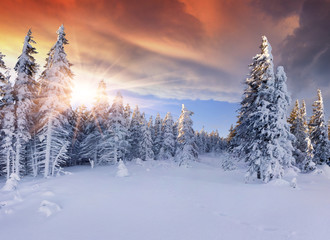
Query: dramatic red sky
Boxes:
[{"xmin": 1, "ymin": 0, "xmax": 329, "ymax": 133}]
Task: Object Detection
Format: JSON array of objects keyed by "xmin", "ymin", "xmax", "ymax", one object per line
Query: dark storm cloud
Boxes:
[
  {"xmin": 280, "ymin": 0, "xmax": 330, "ymax": 106},
  {"xmin": 251, "ymin": 0, "xmax": 303, "ymax": 19}
]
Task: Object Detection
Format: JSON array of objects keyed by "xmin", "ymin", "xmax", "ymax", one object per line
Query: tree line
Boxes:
[{"xmin": 1, "ymin": 27, "xmax": 328, "ymax": 184}]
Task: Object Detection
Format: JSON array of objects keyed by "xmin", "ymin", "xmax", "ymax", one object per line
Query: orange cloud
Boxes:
[{"xmin": 0, "ymin": 0, "xmax": 302, "ymax": 102}]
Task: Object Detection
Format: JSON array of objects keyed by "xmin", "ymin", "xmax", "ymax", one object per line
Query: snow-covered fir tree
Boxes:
[
  {"xmin": 128, "ymin": 105, "xmax": 142, "ymax": 160},
  {"xmin": 13, "ymin": 29, "xmax": 39, "ymax": 176},
  {"xmin": 176, "ymin": 104, "xmax": 198, "ymax": 165},
  {"xmin": 159, "ymin": 112, "xmax": 175, "ymax": 160},
  {"xmin": 309, "ymin": 89, "xmax": 330, "ymax": 165},
  {"xmin": 36, "ymin": 25, "xmax": 73, "ymax": 177},
  {"xmin": 231, "ymin": 37, "xmax": 271, "ymax": 158},
  {"xmin": 0, "ymin": 54, "xmax": 15, "ymax": 179},
  {"xmin": 273, "ymin": 66, "xmax": 295, "ymax": 169},
  {"xmin": 227, "ymin": 125, "xmax": 236, "ymax": 144},
  {"xmin": 242, "ymin": 36, "xmax": 289, "ymax": 183},
  {"xmin": 71, "ymin": 105, "xmax": 89, "ymax": 165},
  {"xmin": 173, "ymin": 120, "xmax": 179, "ymax": 153},
  {"xmin": 140, "ymin": 113, "xmax": 154, "ymax": 161},
  {"xmin": 79, "ymin": 110, "xmax": 97, "ymax": 165},
  {"xmin": 291, "ymin": 100, "xmax": 315, "ymax": 171},
  {"xmin": 0, "ymin": 52, "xmax": 8, "ymax": 103},
  {"xmin": 148, "ymin": 116, "xmax": 155, "ymax": 142},
  {"xmin": 124, "ymin": 104, "xmax": 131, "ymax": 129},
  {"xmin": 209, "ymin": 130, "xmax": 222, "ymax": 152},
  {"xmin": 288, "ymin": 99, "xmax": 300, "ymax": 133},
  {"xmin": 196, "ymin": 127, "xmax": 207, "ymax": 154},
  {"xmin": 84, "ymin": 80, "xmax": 111, "ymax": 165},
  {"xmin": 153, "ymin": 113, "xmax": 163, "ymax": 159},
  {"xmin": 108, "ymin": 92, "xmax": 129, "ymax": 162}
]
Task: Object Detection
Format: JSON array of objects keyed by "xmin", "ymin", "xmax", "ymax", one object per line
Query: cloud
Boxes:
[
  {"xmin": 251, "ymin": 0, "xmax": 303, "ymax": 19},
  {"xmin": 0, "ymin": 0, "xmax": 325, "ymax": 109},
  {"xmin": 280, "ymin": 0, "xmax": 330, "ymax": 112}
]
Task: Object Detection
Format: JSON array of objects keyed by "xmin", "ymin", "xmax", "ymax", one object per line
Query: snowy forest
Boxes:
[{"xmin": 0, "ymin": 26, "xmax": 329, "ymax": 186}]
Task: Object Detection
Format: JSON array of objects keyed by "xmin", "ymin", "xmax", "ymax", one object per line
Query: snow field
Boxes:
[{"xmin": 1, "ymin": 156, "xmax": 330, "ymax": 240}]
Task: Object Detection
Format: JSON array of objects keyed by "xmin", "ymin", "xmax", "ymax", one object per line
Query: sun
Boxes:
[{"xmin": 71, "ymin": 81, "xmax": 98, "ymax": 107}]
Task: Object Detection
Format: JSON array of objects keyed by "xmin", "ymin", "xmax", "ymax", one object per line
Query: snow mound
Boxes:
[
  {"xmin": 4, "ymin": 209, "xmax": 13, "ymax": 215},
  {"xmin": 317, "ymin": 165, "xmax": 330, "ymax": 179},
  {"xmin": 0, "ymin": 201, "xmax": 7, "ymax": 209},
  {"xmin": 38, "ymin": 200, "xmax": 61, "ymax": 217},
  {"xmin": 135, "ymin": 158, "xmax": 144, "ymax": 166},
  {"xmin": 290, "ymin": 178, "xmax": 297, "ymax": 189},
  {"xmin": 42, "ymin": 191, "xmax": 55, "ymax": 197},
  {"xmin": 311, "ymin": 165, "xmax": 330, "ymax": 178},
  {"xmin": 116, "ymin": 160, "xmax": 129, "ymax": 177},
  {"xmin": 284, "ymin": 168, "xmax": 299, "ymax": 177},
  {"xmin": 2, "ymin": 173, "xmax": 20, "ymax": 191},
  {"xmin": 268, "ymin": 178, "xmax": 290, "ymax": 187}
]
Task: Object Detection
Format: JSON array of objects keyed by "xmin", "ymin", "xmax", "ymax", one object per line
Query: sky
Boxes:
[{"xmin": 0, "ymin": 0, "xmax": 329, "ymax": 136}]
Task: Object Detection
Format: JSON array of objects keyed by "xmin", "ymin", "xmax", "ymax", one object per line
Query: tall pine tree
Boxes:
[
  {"xmin": 159, "ymin": 112, "xmax": 175, "ymax": 160},
  {"xmin": 176, "ymin": 104, "xmax": 198, "ymax": 165},
  {"xmin": 293, "ymin": 101, "xmax": 315, "ymax": 171},
  {"xmin": 0, "ymin": 53, "xmax": 15, "ymax": 179},
  {"xmin": 108, "ymin": 92, "xmax": 129, "ymax": 162},
  {"xmin": 140, "ymin": 113, "xmax": 154, "ymax": 161},
  {"xmin": 242, "ymin": 37, "xmax": 294, "ymax": 183},
  {"xmin": 13, "ymin": 29, "xmax": 39, "ymax": 176},
  {"xmin": 128, "ymin": 105, "xmax": 142, "ymax": 160},
  {"xmin": 36, "ymin": 25, "xmax": 73, "ymax": 177},
  {"xmin": 88, "ymin": 80, "xmax": 111, "ymax": 165},
  {"xmin": 309, "ymin": 89, "xmax": 330, "ymax": 165}
]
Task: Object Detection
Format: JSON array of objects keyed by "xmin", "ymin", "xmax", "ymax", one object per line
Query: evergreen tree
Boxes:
[
  {"xmin": 173, "ymin": 120, "xmax": 179, "ymax": 154},
  {"xmin": 89, "ymin": 80, "xmax": 111, "ymax": 165},
  {"xmin": 210, "ymin": 130, "xmax": 222, "ymax": 152},
  {"xmin": 273, "ymin": 66, "xmax": 295, "ymax": 169},
  {"xmin": 128, "ymin": 105, "xmax": 142, "ymax": 160},
  {"xmin": 140, "ymin": 114, "xmax": 154, "ymax": 161},
  {"xmin": 0, "ymin": 52, "xmax": 8, "ymax": 104},
  {"xmin": 288, "ymin": 99, "xmax": 300, "ymax": 133},
  {"xmin": 227, "ymin": 125, "xmax": 236, "ymax": 144},
  {"xmin": 71, "ymin": 105, "xmax": 89, "ymax": 165},
  {"xmin": 13, "ymin": 29, "xmax": 39, "ymax": 176},
  {"xmin": 232, "ymin": 37, "xmax": 273, "ymax": 158},
  {"xmin": 0, "ymin": 53, "xmax": 15, "ymax": 179},
  {"xmin": 79, "ymin": 110, "xmax": 98, "ymax": 164},
  {"xmin": 148, "ymin": 116, "xmax": 155, "ymax": 142},
  {"xmin": 197, "ymin": 127, "xmax": 207, "ymax": 154},
  {"xmin": 108, "ymin": 92, "xmax": 129, "ymax": 162},
  {"xmin": 124, "ymin": 104, "xmax": 131, "ymax": 129},
  {"xmin": 36, "ymin": 25, "xmax": 73, "ymax": 177},
  {"xmin": 292, "ymin": 101, "xmax": 315, "ymax": 171},
  {"xmin": 0, "ymin": 80, "xmax": 15, "ymax": 179},
  {"xmin": 243, "ymin": 36, "xmax": 290, "ymax": 183},
  {"xmin": 309, "ymin": 89, "xmax": 330, "ymax": 165},
  {"xmin": 153, "ymin": 113, "xmax": 163, "ymax": 158},
  {"xmin": 176, "ymin": 104, "xmax": 198, "ymax": 165},
  {"xmin": 159, "ymin": 112, "xmax": 175, "ymax": 160}
]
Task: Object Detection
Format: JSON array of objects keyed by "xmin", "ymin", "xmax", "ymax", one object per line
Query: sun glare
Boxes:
[{"xmin": 71, "ymin": 81, "xmax": 98, "ymax": 107}]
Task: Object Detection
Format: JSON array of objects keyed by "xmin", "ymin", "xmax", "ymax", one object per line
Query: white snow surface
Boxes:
[{"xmin": 1, "ymin": 154, "xmax": 330, "ymax": 240}]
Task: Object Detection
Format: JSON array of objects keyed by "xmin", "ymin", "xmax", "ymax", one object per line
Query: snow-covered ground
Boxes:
[{"xmin": 1, "ymin": 155, "xmax": 330, "ymax": 240}]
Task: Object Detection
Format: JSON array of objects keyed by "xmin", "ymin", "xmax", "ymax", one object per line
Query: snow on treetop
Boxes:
[
  {"xmin": 276, "ymin": 66, "xmax": 286, "ymax": 78},
  {"xmin": 261, "ymin": 35, "xmax": 273, "ymax": 61}
]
